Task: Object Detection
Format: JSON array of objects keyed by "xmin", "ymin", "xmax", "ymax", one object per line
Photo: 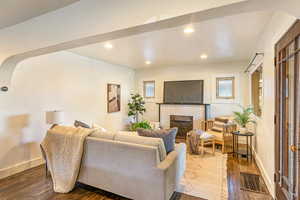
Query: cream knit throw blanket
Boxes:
[{"xmin": 41, "ymin": 125, "xmax": 94, "ymax": 193}]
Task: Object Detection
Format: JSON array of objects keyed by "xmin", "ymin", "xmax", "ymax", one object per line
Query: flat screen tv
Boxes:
[{"xmin": 163, "ymin": 80, "xmax": 204, "ymax": 104}]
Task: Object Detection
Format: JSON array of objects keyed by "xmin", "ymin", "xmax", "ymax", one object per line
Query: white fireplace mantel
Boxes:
[{"xmin": 157, "ymin": 103, "xmax": 210, "ymax": 129}]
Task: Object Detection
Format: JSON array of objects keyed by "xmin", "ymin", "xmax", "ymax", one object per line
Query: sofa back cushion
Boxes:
[
  {"xmin": 114, "ymin": 134, "xmax": 166, "ymax": 161},
  {"xmin": 137, "ymin": 128, "xmax": 178, "ymax": 154},
  {"xmin": 90, "ymin": 130, "xmax": 116, "ymax": 140},
  {"xmin": 74, "ymin": 120, "xmax": 90, "ymax": 128}
]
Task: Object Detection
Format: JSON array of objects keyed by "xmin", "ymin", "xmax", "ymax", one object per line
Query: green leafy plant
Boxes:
[
  {"xmin": 233, "ymin": 106, "xmax": 256, "ymax": 128},
  {"xmin": 130, "ymin": 120, "xmax": 152, "ymax": 131},
  {"xmin": 128, "ymin": 93, "xmax": 146, "ymax": 123}
]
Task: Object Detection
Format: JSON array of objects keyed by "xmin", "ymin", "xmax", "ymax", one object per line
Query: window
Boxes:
[
  {"xmin": 216, "ymin": 77, "xmax": 235, "ymax": 99},
  {"xmin": 143, "ymin": 81, "xmax": 155, "ymax": 98},
  {"xmin": 251, "ymin": 66, "xmax": 263, "ymax": 117}
]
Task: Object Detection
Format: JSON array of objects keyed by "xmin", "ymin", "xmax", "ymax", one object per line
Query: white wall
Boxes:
[
  {"xmin": 0, "ymin": 51, "xmax": 135, "ymax": 178},
  {"xmin": 135, "ymin": 62, "xmax": 249, "ymax": 122},
  {"xmin": 249, "ymin": 12, "xmax": 296, "ymax": 197}
]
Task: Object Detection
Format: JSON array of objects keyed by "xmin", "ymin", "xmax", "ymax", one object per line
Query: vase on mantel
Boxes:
[{"xmin": 239, "ymin": 127, "xmax": 248, "ymax": 134}]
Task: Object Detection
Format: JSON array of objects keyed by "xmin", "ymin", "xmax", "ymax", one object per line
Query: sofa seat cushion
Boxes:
[{"xmin": 115, "ymin": 134, "xmax": 167, "ymax": 161}]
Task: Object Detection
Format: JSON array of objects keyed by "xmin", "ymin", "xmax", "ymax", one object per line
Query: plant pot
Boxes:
[{"xmin": 239, "ymin": 127, "xmax": 248, "ymax": 134}]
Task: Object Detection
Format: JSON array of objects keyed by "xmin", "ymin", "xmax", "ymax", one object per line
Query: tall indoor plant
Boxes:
[
  {"xmin": 128, "ymin": 93, "xmax": 146, "ymax": 123},
  {"xmin": 233, "ymin": 106, "xmax": 256, "ymax": 133}
]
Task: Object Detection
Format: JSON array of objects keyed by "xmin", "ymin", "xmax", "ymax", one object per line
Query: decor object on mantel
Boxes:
[
  {"xmin": 46, "ymin": 110, "xmax": 64, "ymax": 128},
  {"xmin": 128, "ymin": 93, "xmax": 146, "ymax": 123},
  {"xmin": 233, "ymin": 106, "xmax": 256, "ymax": 134}
]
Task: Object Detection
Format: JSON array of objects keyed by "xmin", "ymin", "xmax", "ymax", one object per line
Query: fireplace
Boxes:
[{"xmin": 170, "ymin": 115, "xmax": 193, "ymax": 140}]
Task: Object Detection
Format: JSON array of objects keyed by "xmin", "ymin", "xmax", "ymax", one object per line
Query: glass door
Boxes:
[{"xmin": 275, "ymin": 20, "xmax": 300, "ymax": 200}]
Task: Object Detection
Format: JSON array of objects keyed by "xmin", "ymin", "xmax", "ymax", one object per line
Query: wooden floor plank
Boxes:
[
  {"xmin": 0, "ymin": 165, "xmax": 206, "ymax": 200},
  {"xmin": 227, "ymin": 154, "xmax": 273, "ymax": 200},
  {"xmin": 0, "ymin": 153, "xmax": 273, "ymax": 200}
]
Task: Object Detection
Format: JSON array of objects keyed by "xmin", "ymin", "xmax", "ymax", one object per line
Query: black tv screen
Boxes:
[{"xmin": 163, "ymin": 80, "xmax": 204, "ymax": 104}]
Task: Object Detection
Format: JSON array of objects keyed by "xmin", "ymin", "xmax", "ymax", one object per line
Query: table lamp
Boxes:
[{"xmin": 46, "ymin": 110, "xmax": 64, "ymax": 129}]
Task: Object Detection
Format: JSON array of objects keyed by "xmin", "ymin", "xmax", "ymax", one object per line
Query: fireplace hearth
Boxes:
[{"xmin": 170, "ymin": 115, "xmax": 193, "ymax": 140}]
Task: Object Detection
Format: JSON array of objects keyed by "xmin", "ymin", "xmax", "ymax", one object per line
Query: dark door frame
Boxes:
[{"xmin": 275, "ymin": 19, "xmax": 300, "ymax": 200}]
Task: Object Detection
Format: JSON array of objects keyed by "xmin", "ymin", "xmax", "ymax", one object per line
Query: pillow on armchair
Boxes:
[
  {"xmin": 211, "ymin": 117, "xmax": 229, "ymax": 132},
  {"xmin": 137, "ymin": 127, "xmax": 178, "ymax": 153}
]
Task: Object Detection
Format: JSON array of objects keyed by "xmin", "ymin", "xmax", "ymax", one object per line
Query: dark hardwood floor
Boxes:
[
  {"xmin": 0, "ymin": 153, "xmax": 273, "ymax": 200},
  {"xmin": 0, "ymin": 165, "xmax": 205, "ymax": 200},
  {"xmin": 227, "ymin": 154, "xmax": 273, "ymax": 200}
]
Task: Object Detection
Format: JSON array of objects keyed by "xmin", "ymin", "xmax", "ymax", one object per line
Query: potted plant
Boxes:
[
  {"xmin": 233, "ymin": 106, "xmax": 256, "ymax": 133},
  {"xmin": 130, "ymin": 120, "xmax": 152, "ymax": 131},
  {"xmin": 128, "ymin": 93, "xmax": 146, "ymax": 123}
]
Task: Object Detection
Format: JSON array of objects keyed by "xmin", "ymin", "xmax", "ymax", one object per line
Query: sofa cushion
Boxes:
[
  {"xmin": 114, "ymin": 134, "xmax": 166, "ymax": 161},
  {"xmin": 137, "ymin": 128, "xmax": 178, "ymax": 154},
  {"xmin": 117, "ymin": 131, "xmax": 138, "ymax": 136},
  {"xmin": 74, "ymin": 120, "xmax": 90, "ymax": 128},
  {"xmin": 90, "ymin": 130, "xmax": 116, "ymax": 140}
]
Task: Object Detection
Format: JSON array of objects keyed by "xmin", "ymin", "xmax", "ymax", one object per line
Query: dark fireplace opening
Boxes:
[{"xmin": 170, "ymin": 115, "xmax": 193, "ymax": 140}]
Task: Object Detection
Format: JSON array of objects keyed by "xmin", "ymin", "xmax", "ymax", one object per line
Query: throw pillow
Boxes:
[
  {"xmin": 114, "ymin": 134, "xmax": 167, "ymax": 161},
  {"xmin": 211, "ymin": 121, "xmax": 225, "ymax": 132},
  {"xmin": 74, "ymin": 120, "xmax": 90, "ymax": 128},
  {"xmin": 215, "ymin": 117, "xmax": 229, "ymax": 123},
  {"xmin": 137, "ymin": 127, "xmax": 178, "ymax": 153}
]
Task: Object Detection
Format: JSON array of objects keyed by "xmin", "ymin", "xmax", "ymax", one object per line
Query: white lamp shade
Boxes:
[{"xmin": 46, "ymin": 111, "xmax": 64, "ymax": 124}]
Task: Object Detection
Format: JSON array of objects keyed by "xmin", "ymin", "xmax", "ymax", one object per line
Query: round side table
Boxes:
[{"xmin": 232, "ymin": 131, "xmax": 254, "ymax": 161}]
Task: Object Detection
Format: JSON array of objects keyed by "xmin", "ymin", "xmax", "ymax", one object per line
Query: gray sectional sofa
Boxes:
[{"xmin": 78, "ymin": 132, "xmax": 186, "ymax": 200}]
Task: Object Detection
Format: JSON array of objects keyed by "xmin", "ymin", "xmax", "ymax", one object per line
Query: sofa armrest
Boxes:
[
  {"xmin": 157, "ymin": 151, "xmax": 178, "ymax": 170},
  {"xmin": 175, "ymin": 143, "xmax": 186, "ymax": 181},
  {"xmin": 175, "ymin": 143, "xmax": 186, "ymax": 192},
  {"xmin": 156, "ymin": 151, "xmax": 178, "ymax": 200}
]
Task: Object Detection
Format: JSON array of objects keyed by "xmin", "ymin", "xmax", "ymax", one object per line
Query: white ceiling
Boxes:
[
  {"xmin": 0, "ymin": 0, "xmax": 78, "ymax": 29},
  {"xmin": 70, "ymin": 11, "xmax": 273, "ymax": 69}
]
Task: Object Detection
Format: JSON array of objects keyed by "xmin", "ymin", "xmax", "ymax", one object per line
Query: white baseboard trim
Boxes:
[
  {"xmin": 252, "ymin": 149, "xmax": 275, "ymax": 198},
  {"xmin": 0, "ymin": 157, "xmax": 45, "ymax": 180}
]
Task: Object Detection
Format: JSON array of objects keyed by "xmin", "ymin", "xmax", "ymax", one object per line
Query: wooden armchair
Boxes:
[{"xmin": 205, "ymin": 118, "xmax": 237, "ymax": 153}]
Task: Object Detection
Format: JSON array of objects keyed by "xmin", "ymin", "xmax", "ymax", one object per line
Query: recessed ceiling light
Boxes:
[
  {"xmin": 184, "ymin": 27, "xmax": 194, "ymax": 34},
  {"xmin": 145, "ymin": 61, "xmax": 151, "ymax": 65},
  {"xmin": 104, "ymin": 43, "xmax": 113, "ymax": 49},
  {"xmin": 200, "ymin": 54, "xmax": 208, "ymax": 59}
]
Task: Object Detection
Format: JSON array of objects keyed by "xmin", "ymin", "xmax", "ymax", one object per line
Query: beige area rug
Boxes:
[{"xmin": 178, "ymin": 150, "xmax": 228, "ymax": 200}]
